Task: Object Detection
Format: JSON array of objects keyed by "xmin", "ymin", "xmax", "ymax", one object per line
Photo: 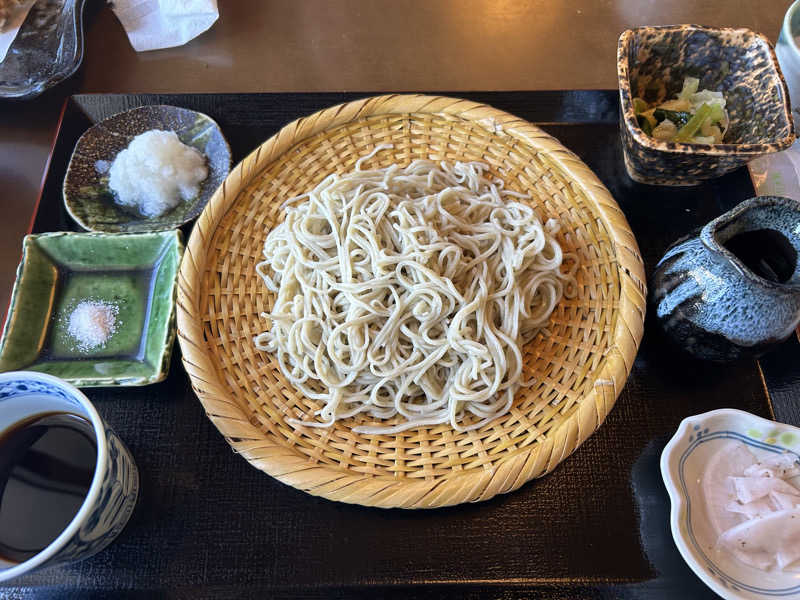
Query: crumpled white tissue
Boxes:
[{"xmin": 111, "ymin": 0, "xmax": 218, "ymax": 52}]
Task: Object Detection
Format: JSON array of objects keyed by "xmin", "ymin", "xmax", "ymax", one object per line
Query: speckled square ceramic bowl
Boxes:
[
  {"xmin": 0, "ymin": 230, "xmax": 183, "ymax": 387},
  {"xmin": 618, "ymin": 25, "xmax": 795, "ymax": 186}
]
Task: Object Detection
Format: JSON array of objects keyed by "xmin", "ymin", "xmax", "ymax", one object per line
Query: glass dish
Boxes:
[{"xmin": 0, "ymin": 0, "xmax": 87, "ymax": 99}]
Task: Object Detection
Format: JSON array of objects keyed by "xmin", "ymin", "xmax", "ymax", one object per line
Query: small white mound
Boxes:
[
  {"xmin": 108, "ymin": 129, "xmax": 208, "ymax": 218},
  {"xmin": 67, "ymin": 300, "xmax": 119, "ymax": 351}
]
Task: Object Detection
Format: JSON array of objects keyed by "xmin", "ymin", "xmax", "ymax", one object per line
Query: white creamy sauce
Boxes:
[{"xmin": 702, "ymin": 440, "xmax": 800, "ymax": 572}]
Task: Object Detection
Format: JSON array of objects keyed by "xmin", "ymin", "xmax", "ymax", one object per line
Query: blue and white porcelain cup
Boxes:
[{"xmin": 0, "ymin": 371, "xmax": 139, "ymax": 582}]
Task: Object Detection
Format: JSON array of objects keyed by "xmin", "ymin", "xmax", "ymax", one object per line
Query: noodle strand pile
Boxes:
[{"xmin": 255, "ymin": 146, "xmax": 576, "ymax": 434}]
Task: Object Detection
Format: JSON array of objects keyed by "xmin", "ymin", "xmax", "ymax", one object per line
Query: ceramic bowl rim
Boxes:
[
  {"xmin": 0, "ymin": 229, "xmax": 184, "ymax": 387},
  {"xmin": 661, "ymin": 408, "xmax": 800, "ymax": 600},
  {"xmin": 618, "ymin": 24, "xmax": 796, "ymax": 157},
  {"xmin": 0, "ymin": 371, "xmax": 108, "ymax": 582},
  {"xmin": 783, "ymin": 0, "xmax": 800, "ymax": 60},
  {"xmin": 62, "ymin": 104, "xmax": 232, "ymax": 233}
]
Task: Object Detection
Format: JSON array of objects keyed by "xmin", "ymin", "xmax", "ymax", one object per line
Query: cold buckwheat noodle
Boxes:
[{"xmin": 254, "ymin": 145, "xmax": 577, "ymax": 434}]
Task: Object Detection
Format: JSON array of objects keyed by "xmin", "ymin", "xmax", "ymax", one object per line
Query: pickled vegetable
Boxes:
[{"xmin": 632, "ymin": 77, "xmax": 728, "ymax": 143}]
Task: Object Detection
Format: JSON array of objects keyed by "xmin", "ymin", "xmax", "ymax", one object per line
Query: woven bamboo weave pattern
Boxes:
[{"xmin": 177, "ymin": 95, "xmax": 646, "ymax": 508}]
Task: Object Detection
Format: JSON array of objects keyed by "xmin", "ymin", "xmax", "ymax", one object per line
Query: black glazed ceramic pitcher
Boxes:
[{"xmin": 652, "ymin": 196, "xmax": 800, "ymax": 361}]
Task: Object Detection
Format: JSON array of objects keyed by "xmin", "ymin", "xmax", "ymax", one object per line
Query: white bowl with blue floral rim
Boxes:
[{"xmin": 661, "ymin": 408, "xmax": 800, "ymax": 599}]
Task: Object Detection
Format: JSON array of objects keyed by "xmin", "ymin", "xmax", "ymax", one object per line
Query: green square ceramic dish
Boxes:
[{"xmin": 0, "ymin": 230, "xmax": 184, "ymax": 386}]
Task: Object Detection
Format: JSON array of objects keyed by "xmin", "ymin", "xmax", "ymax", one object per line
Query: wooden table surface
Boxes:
[{"xmin": 0, "ymin": 0, "xmax": 790, "ymax": 307}]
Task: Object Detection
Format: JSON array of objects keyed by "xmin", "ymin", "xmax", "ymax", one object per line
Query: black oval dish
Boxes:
[{"xmin": 63, "ymin": 104, "xmax": 232, "ymax": 233}]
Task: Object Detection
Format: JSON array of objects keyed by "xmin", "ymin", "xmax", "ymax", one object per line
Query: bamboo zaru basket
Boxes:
[{"xmin": 176, "ymin": 95, "xmax": 646, "ymax": 508}]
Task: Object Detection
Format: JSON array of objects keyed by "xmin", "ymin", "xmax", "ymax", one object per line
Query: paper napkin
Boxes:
[{"xmin": 111, "ymin": 0, "xmax": 218, "ymax": 52}]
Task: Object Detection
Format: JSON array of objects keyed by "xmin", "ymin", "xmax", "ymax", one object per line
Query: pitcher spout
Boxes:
[
  {"xmin": 653, "ymin": 196, "xmax": 800, "ymax": 362},
  {"xmin": 700, "ymin": 196, "xmax": 800, "ymax": 291}
]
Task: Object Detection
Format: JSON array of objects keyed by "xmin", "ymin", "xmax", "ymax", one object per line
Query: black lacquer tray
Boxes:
[{"xmin": 4, "ymin": 90, "xmax": 800, "ymax": 599}]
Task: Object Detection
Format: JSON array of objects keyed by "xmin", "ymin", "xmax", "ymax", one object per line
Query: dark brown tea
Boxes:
[
  {"xmin": 0, "ymin": 412, "xmax": 97, "ymax": 564},
  {"xmin": 723, "ymin": 229, "xmax": 797, "ymax": 284}
]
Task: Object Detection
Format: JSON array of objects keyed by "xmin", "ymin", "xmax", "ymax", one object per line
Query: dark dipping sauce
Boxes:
[
  {"xmin": 723, "ymin": 229, "xmax": 798, "ymax": 284},
  {"xmin": 0, "ymin": 412, "xmax": 97, "ymax": 564}
]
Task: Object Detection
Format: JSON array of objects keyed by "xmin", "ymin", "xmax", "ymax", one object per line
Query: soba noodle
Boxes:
[{"xmin": 254, "ymin": 145, "xmax": 576, "ymax": 434}]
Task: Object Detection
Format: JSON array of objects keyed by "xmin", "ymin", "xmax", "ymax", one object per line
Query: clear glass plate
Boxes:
[{"xmin": 0, "ymin": 0, "xmax": 86, "ymax": 99}]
